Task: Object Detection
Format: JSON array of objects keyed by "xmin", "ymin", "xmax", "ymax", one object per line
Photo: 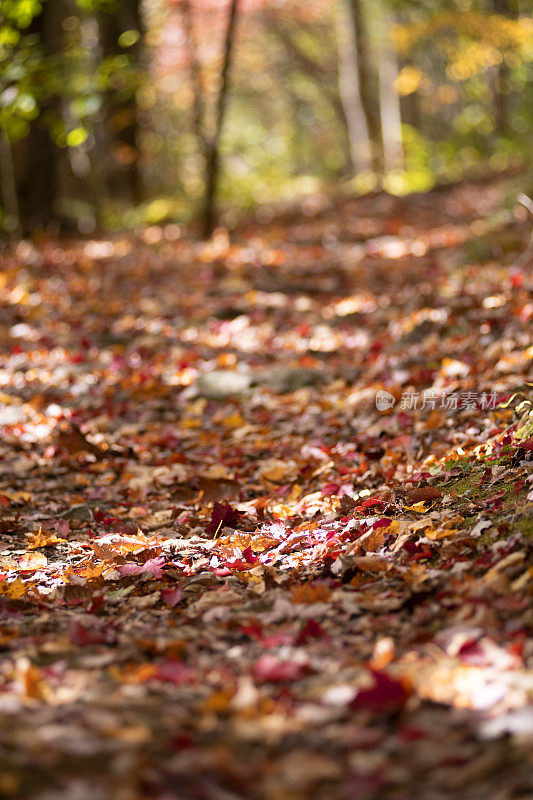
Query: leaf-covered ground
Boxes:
[{"xmin": 0, "ymin": 177, "xmax": 532, "ymax": 800}]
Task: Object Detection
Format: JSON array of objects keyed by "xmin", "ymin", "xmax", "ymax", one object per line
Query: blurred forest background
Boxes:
[{"xmin": 1, "ymin": 0, "xmax": 533, "ymax": 238}]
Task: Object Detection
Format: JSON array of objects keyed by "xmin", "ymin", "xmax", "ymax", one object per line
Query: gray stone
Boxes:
[
  {"xmin": 195, "ymin": 370, "xmax": 252, "ymax": 400},
  {"xmin": 254, "ymin": 366, "xmax": 326, "ymax": 394},
  {"xmin": 60, "ymin": 504, "xmax": 93, "ymax": 521}
]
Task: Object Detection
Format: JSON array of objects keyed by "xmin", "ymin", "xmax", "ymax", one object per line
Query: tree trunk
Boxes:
[
  {"xmin": 378, "ymin": 8, "xmax": 403, "ymax": 174},
  {"xmin": 97, "ymin": 0, "xmax": 143, "ymax": 204},
  {"xmin": 0, "ymin": 131, "xmax": 22, "ymax": 239},
  {"xmin": 180, "ymin": 0, "xmax": 205, "ymax": 150},
  {"xmin": 12, "ymin": 0, "xmax": 65, "ymax": 232},
  {"xmin": 492, "ymin": 0, "xmax": 519, "ymax": 136},
  {"xmin": 348, "ymin": 0, "xmax": 382, "ymax": 173},
  {"xmin": 335, "ymin": 0, "xmax": 372, "ymax": 175},
  {"xmin": 202, "ymin": 0, "xmax": 239, "ymax": 238}
]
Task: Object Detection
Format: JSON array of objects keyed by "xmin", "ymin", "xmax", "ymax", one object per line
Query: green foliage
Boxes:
[
  {"xmin": 1, "ymin": 0, "xmax": 43, "ymax": 29},
  {"xmin": 0, "ymin": 0, "xmax": 140, "ymax": 146},
  {"xmin": 0, "ymin": 37, "xmax": 42, "ymax": 139},
  {"xmin": 0, "ymin": 0, "xmax": 44, "ymax": 140}
]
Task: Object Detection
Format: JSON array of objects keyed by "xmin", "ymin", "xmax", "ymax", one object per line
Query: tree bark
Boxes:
[
  {"xmin": 348, "ymin": 0, "xmax": 382, "ymax": 173},
  {"xmin": 97, "ymin": 0, "xmax": 143, "ymax": 204},
  {"xmin": 0, "ymin": 131, "xmax": 22, "ymax": 239},
  {"xmin": 180, "ymin": 0, "xmax": 206, "ymax": 150},
  {"xmin": 12, "ymin": 0, "xmax": 65, "ymax": 232},
  {"xmin": 378, "ymin": 8, "xmax": 403, "ymax": 174},
  {"xmin": 335, "ymin": 0, "xmax": 372, "ymax": 176},
  {"xmin": 202, "ymin": 0, "xmax": 239, "ymax": 238},
  {"xmin": 491, "ymin": 0, "xmax": 519, "ymax": 136}
]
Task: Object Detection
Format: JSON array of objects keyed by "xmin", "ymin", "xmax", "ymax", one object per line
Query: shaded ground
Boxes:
[{"xmin": 0, "ymin": 176, "xmax": 532, "ymax": 800}]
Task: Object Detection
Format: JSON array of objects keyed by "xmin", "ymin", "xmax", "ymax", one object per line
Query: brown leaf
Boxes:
[
  {"xmin": 363, "ymin": 528, "xmax": 388, "ymax": 553},
  {"xmin": 404, "ymin": 486, "xmax": 442, "ymax": 505},
  {"xmin": 170, "ymin": 483, "xmax": 200, "ymax": 504},
  {"xmin": 197, "ymin": 477, "xmax": 240, "ymax": 503},
  {"xmin": 55, "ymin": 424, "xmax": 105, "ymax": 459},
  {"xmin": 170, "ymin": 477, "xmax": 239, "ymax": 504}
]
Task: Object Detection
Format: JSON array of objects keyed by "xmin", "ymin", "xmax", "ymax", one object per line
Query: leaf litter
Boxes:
[{"xmin": 0, "ymin": 177, "xmax": 531, "ymax": 799}]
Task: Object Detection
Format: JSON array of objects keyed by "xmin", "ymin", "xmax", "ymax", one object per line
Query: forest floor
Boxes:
[{"xmin": 0, "ymin": 176, "xmax": 532, "ymax": 800}]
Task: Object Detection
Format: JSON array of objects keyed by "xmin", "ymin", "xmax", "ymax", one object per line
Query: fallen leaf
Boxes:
[{"xmin": 404, "ymin": 487, "xmax": 442, "ymax": 505}]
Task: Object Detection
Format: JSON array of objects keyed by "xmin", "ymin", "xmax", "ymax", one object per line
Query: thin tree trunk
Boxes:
[
  {"xmin": 97, "ymin": 0, "xmax": 143, "ymax": 203},
  {"xmin": 492, "ymin": 0, "xmax": 519, "ymax": 136},
  {"xmin": 13, "ymin": 0, "xmax": 65, "ymax": 232},
  {"xmin": 378, "ymin": 8, "xmax": 403, "ymax": 174},
  {"xmin": 335, "ymin": 0, "xmax": 371, "ymax": 175},
  {"xmin": 202, "ymin": 0, "xmax": 239, "ymax": 238},
  {"xmin": 180, "ymin": 0, "xmax": 206, "ymax": 149},
  {"xmin": 349, "ymin": 0, "xmax": 382, "ymax": 173},
  {"xmin": 0, "ymin": 131, "xmax": 22, "ymax": 239}
]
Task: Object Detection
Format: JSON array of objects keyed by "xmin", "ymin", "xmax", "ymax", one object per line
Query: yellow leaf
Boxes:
[
  {"xmin": 426, "ymin": 528, "xmax": 458, "ymax": 541},
  {"xmin": 64, "ymin": 561, "xmax": 106, "ymax": 582},
  {"xmin": 222, "ymin": 413, "xmax": 244, "ymax": 429},
  {"xmin": 182, "ymin": 418, "xmax": 202, "ymax": 428},
  {"xmin": 217, "ymin": 532, "xmax": 251, "ymax": 550},
  {"xmin": 289, "ymin": 484, "xmax": 302, "ymax": 502},
  {"xmin": 404, "ymin": 501, "xmax": 429, "ymax": 513},
  {"xmin": 250, "ymin": 536, "xmax": 278, "ymax": 553},
  {"xmin": 234, "ymin": 568, "xmax": 264, "ymax": 586},
  {"xmin": 0, "ymin": 579, "xmax": 30, "ymax": 599},
  {"xmin": 91, "ymin": 531, "xmax": 152, "ymax": 559},
  {"xmin": 26, "ymin": 529, "xmax": 63, "ymax": 550},
  {"xmin": 0, "ymin": 491, "xmax": 32, "ymax": 504},
  {"xmin": 258, "ymin": 459, "xmax": 297, "ymax": 484}
]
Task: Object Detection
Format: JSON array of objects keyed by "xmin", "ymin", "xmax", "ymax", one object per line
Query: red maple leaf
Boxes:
[
  {"xmin": 206, "ymin": 502, "xmax": 244, "ymax": 537},
  {"xmin": 351, "ymin": 670, "xmax": 410, "ymax": 713}
]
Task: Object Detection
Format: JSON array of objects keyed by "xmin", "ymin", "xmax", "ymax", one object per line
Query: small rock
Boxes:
[
  {"xmin": 60, "ymin": 504, "xmax": 93, "ymax": 522},
  {"xmin": 254, "ymin": 366, "xmax": 325, "ymax": 394},
  {"xmin": 195, "ymin": 370, "xmax": 252, "ymax": 400}
]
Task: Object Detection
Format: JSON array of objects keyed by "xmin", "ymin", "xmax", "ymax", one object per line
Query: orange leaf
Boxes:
[
  {"xmin": 26, "ymin": 529, "xmax": 64, "ymax": 550},
  {"xmin": 291, "ymin": 582, "xmax": 331, "ymax": 604},
  {"xmin": 199, "ymin": 688, "xmax": 234, "ymax": 713},
  {"xmin": 111, "ymin": 663, "xmax": 157, "ymax": 684},
  {"xmin": 363, "ymin": 528, "xmax": 387, "ymax": 553}
]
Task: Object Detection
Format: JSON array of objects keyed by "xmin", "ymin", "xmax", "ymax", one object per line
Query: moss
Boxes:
[
  {"xmin": 435, "ymin": 467, "xmax": 533, "ymax": 538},
  {"xmin": 514, "ymin": 515, "xmax": 533, "ymax": 537}
]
